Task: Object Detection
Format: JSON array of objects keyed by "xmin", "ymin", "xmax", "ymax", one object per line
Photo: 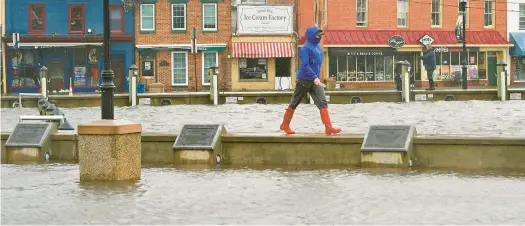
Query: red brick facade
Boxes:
[
  {"xmin": 297, "ymin": 0, "xmax": 509, "ymax": 89},
  {"xmin": 134, "ymin": 0, "xmax": 232, "ymax": 92},
  {"xmin": 323, "ymin": 0, "xmax": 506, "ymax": 38}
]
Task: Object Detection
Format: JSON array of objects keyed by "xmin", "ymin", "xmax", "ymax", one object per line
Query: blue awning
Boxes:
[{"xmin": 509, "ymin": 32, "xmax": 525, "ymax": 56}]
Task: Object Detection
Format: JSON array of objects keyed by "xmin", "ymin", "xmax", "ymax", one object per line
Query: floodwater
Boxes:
[
  {"xmin": 2, "ymin": 164, "xmax": 525, "ymax": 224},
  {"xmin": 2, "ymin": 101, "xmax": 525, "ymax": 137}
]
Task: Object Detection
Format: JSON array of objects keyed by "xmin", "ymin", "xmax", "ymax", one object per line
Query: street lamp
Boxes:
[
  {"xmin": 100, "ymin": 0, "xmax": 116, "ymax": 119},
  {"xmin": 459, "ymin": 0, "xmax": 468, "ymax": 89}
]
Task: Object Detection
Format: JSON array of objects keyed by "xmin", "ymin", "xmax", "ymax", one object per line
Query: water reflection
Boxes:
[{"xmin": 2, "ymin": 163, "xmax": 525, "ymax": 224}]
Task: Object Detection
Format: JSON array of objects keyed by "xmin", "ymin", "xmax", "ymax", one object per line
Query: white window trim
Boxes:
[
  {"xmin": 202, "ymin": 51, "xmax": 218, "ymax": 86},
  {"xmin": 171, "ymin": 3, "xmax": 186, "ymax": 31},
  {"xmin": 202, "ymin": 3, "xmax": 218, "ymax": 31},
  {"xmin": 314, "ymin": 0, "xmax": 318, "ymax": 25},
  {"xmin": 323, "ymin": 0, "xmax": 327, "ymax": 27},
  {"xmin": 356, "ymin": 0, "xmax": 367, "ymax": 27},
  {"xmin": 397, "ymin": 0, "xmax": 408, "ymax": 27},
  {"xmin": 431, "ymin": 0, "xmax": 442, "ymax": 27},
  {"xmin": 140, "ymin": 4, "xmax": 155, "ymax": 31},
  {"xmin": 171, "ymin": 51, "xmax": 188, "ymax": 86},
  {"xmin": 484, "ymin": 0, "xmax": 494, "ymax": 28}
]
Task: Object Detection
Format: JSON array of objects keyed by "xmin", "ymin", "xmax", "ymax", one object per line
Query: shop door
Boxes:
[
  {"xmin": 111, "ymin": 54, "xmax": 125, "ymax": 93},
  {"xmin": 112, "ymin": 61, "xmax": 125, "ymax": 93},
  {"xmin": 47, "ymin": 62, "xmax": 65, "ymax": 92},
  {"xmin": 487, "ymin": 56, "xmax": 497, "ymax": 86},
  {"xmin": 275, "ymin": 58, "xmax": 291, "ymax": 77}
]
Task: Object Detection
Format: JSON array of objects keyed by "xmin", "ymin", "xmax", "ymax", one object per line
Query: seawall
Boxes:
[{"xmin": 2, "ymin": 132, "xmax": 524, "ymax": 170}]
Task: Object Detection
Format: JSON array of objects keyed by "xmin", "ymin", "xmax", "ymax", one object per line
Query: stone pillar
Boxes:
[{"xmin": 78, "ymin": 120, "xmax": 142, "ymax": 181}]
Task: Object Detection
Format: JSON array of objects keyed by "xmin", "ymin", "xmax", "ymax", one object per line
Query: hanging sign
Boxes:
[
  {"xmin": 388, "ymin": 35, "xmax": 405, "ymax": 49},
  {"xmin": 418, "ymin": 34, "xmax": 435, "ymax": 46}
]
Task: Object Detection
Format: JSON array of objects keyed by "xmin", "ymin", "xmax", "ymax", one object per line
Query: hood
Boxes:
[{"xmin": 305, "ymin": 26, "xmax": 322, "ymax": 45}]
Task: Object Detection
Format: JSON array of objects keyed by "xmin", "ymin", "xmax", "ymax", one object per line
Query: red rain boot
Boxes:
[
  {"xmin": 320, "ymin": 108, "xmax": 342, "ymax": 135},
  {"xmin": 280, "ymin": 106, "xmax": 296, "ymax": 134}
]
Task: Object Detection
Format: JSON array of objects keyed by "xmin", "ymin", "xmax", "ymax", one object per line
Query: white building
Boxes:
[{"xmin": 508, "ymin": 0, "xmax": 525, "ymax": 85}]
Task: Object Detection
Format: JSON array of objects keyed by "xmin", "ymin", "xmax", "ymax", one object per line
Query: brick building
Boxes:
[
  {"xmin": 135, "ymin": 0, "xmax": 231, "ymax": 92},
  {"xmin": 299, "ymin": 0, "xmax": 513, "ymax": 88}
]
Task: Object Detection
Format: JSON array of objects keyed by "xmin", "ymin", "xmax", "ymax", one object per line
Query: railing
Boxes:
[
  {"xmin": 17, "ymin": 93, "xmax": 43, "ymax": 111},
  {"xmin": 19, "ymin": 115, "xmax": 65, "ymax": 124}
]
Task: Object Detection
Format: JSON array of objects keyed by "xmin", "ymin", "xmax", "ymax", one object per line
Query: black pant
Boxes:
[
  {"xmin": 427, "ymin": 69, "xmax": 435, "ymax": 87},
  {"xmin": 289, "ymin": 79, "xmax": 328, "ymax": 110}
]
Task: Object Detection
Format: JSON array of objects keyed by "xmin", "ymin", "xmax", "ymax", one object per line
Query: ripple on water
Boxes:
[{"xmin": 2, "ymin": 164, "xmax": 525, "ymax": 224}]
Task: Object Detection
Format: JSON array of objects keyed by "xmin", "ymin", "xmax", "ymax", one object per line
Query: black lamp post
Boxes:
[
  {"xmin": 460, "ymin": 0, "xmax": 468, "ymax": 89},
  {"xmin": 100, "ymin": 0, "xmax": 115, "ymax": 119}
]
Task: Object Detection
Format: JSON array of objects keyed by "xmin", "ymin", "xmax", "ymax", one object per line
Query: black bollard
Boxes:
[{"xmin": 58, "ymin": 118, "xmax": 75, "ymax": 131}]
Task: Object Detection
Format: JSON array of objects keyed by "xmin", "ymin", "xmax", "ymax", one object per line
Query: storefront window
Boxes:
[
  {"xmin": 375, "ymin": 56, "xmax": 385, "ymax": 81},
  {"xmin": 72, "ymin": 48, "xmax": 98, "ymax": 87},
  {"xmin": 433, "ymin": 48, "xmax": 483, "ymax": 81},
  {"xmin": 10, "ymin": 50, "xmax": 39, "ymax": 88},
  {"xmin": 329, "ymin": 48, "xmax": 397, "ymax": 82},
  {"xmin": 478, "ymin": 52, "xmax": 486, "ymax": 79},
  {"xmin": 515, "ymin": 57, "xmax": 525, "ymax": 81},
  {"xmin": 239, "ymin": 58, "xmax": 267, "ymax": 80}
]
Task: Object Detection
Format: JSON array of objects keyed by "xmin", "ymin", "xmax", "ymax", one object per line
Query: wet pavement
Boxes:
[
  {"xmin": 2, "ymin": 101, "xmax": 525, "ymax": 137},
  {"xmin": 1, "ymin": 164, "xmax": 525, "ymax": 224}
]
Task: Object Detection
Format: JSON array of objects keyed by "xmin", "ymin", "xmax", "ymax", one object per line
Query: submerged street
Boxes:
[{"xmin": 2, "ymin": 100, "xmax": 525, "ymax": 137}]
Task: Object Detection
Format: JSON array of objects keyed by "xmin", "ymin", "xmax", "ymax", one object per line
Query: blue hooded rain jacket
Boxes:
[{"xmin": 297, "ymin": 26, "xmax": 324, "ymax": 81}]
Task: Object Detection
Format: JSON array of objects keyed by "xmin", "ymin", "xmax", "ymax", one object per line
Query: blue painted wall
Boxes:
[
  {"xmin": 5, "ymin": 0, "xmax": 135, "ymax": 93},
  {"xmin": 6, "ymin": 0, "xmax": 134, "ymax": 35}
]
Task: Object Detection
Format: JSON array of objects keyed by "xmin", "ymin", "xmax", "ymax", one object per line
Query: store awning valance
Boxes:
[
  {"xmin": 136, "ymin": 44, "xmax": 227, "ymax": 52},
  {"xmin": 7, "ymin": 42, "xmax": 103, "ymax": 48},
  {"xmin": 232, "ymin": 42, "xmax": 295, "ymax": 58},
  {"xmin": 509, "ymin": 32, "xmax": 525, "ymax": 56},
  {"xmin": 302, "ymin": 30, "xmax": 513, "ymax": 47}
]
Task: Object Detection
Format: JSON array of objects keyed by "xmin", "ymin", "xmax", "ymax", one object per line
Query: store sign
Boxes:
[
  {"xmin": 330, "ymin": 48, "xmax": 396, "ymax": 56},
  {"xmin": 434, "ymin": 47, "xmax": 480, "ymax": 52},
  {"xmin": 418, "ymin": 34, "xmax": 435, "ymax": 46},
  {"xmin": 388, "ymin": 35, "xmax": 405, "ymax": 49},
  {"xmin": 237, "ymin": 5, "xmax": 293, "ymax": 35}
]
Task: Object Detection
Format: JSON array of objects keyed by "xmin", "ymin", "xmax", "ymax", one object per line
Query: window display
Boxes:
[
  {"xmin": 329, "ymin": 48, "xmax": 396, "ymax": 82},
  {"xmin": 239, "ymin": 58, "xmax": 267, "ymax": 80}
]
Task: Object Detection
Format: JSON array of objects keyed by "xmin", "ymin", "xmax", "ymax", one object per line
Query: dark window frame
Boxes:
[
  {"xmin": 68, "ymin": 5, "xmax": 85, "ymax": 34},
  {"xmin": 110, "ymin": 5, "xmax": 125, "ymax": 34},
  {"xmin": 28, "ymin": 4, "xmax": 46, "ymax": 34}
]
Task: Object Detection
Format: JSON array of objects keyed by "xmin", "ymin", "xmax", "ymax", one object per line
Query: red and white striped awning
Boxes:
[{"xmin": 232, "ymin": 42, "xmax": 295, "ymax": 58}]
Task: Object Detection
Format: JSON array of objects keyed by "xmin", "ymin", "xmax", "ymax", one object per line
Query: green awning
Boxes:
[{"xmin": 136, "ymin": 44, "xmax": 226, "ymax": 52}]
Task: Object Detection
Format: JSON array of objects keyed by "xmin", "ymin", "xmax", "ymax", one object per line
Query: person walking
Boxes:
[
  {"xmin": 419, "ymin": 44, "xmax": 436, "ymax": 90},
  {"xmin": 279, "ymin": 26, "xmax": 342, "ymax": 136}
]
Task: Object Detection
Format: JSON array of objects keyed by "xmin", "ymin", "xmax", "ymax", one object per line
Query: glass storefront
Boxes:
[
  {"xmin": 9, "ymin": 50, "xmax": 40, "ymax": 89},
  {"xmin": 329, "ymin": 48, "xmax": 396, "ymax": 82},
  {"xmin": 7, "ymin": 47, "xmax": 102, "ymax": 93},
  {"xmin": 514, "ymin": 56, "xmax": 525, "ymax": 81},
  {"xmin": 432, "ymin": 47, "xmax": 486, "ymax": 81}
]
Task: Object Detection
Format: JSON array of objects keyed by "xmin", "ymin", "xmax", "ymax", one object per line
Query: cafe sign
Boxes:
[
  {"xmin": 237, "ymin": 5, "xmax": 293, "ymax": 35},
  {"xmin": 388, "ymin": 35, "xmax": 405, "ymax": 49},
  {"xmin": 329, "ymin": 48, "xmax": 396, "ymax": 56}
]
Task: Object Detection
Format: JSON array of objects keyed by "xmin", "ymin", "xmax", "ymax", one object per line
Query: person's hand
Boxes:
[{"xmin": 314, "ymin": 78, "xmax": 321, "ymax": 86}]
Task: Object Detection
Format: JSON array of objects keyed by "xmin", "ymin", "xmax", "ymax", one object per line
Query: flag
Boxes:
[{"xmin": 455, "ymin": 14, "xmax": 463, "ymax": 43}]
